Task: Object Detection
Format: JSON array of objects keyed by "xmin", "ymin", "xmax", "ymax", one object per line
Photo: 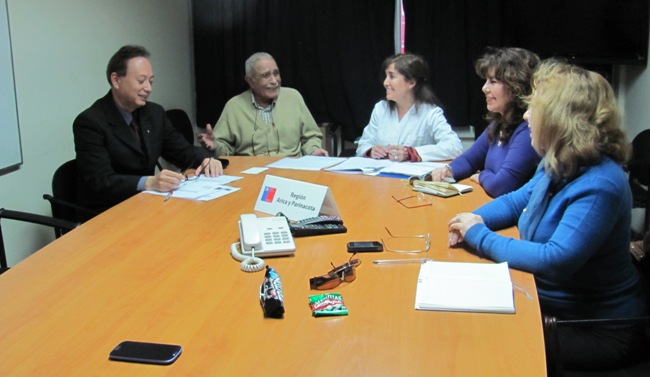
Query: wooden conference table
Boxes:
[{"xmin": 0, "ymin": 156, "xmax": 545, "ymax": 376}]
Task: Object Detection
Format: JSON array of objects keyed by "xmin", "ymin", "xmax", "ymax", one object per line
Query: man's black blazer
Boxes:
[{"xmin": 73, "ymin": 91, "xmax": 226, "ymax": 213}]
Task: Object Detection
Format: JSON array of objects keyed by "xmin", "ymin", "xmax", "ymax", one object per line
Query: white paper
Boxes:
[
  {"xmin": 324, "ymin": 157, "xmax": 392, "ymax": 174},
  {"xmin": 241, "ymin": 167, "xmax": 268, "ymax": 174},
  {"xmin": 379, "ymin": 161, "xmax": 446, "ymax": 177},
  {"xmin": 192, "ymin": 185, "xmax": 240, "ymax": 201},
  {"xmin": 325, "ymin": 157, "xmax": 445, "ymax": 177},
  {"xmin": 192, "ymin": 175, "xmax": 243, "ymax": 185},
  {"xmin": 266, "ymin": 156, "xmax": 347, "ymax": 171},
  {"xmin": 144, "ymin": 175, "xmax": 242, "ymax": 201},
  {"xmin": 415, "ymin": 261, "xmax": 515, "ymax": 314}
]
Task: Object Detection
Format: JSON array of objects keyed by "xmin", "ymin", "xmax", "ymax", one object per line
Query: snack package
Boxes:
[
  {"xmin": 260, "ymin": 266, "xmax": 285, "ymax": 318},
  {"xmin": 308, "ymin": 293, "xmax": 348, "ymax": 317}
]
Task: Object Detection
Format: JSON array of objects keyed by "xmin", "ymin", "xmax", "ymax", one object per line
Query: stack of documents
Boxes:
[
  {"xmin": 415, "ymin": 261, "xmax": 515, "ymax": 314},
  {"xmin": 144, "ymin": 175, "xmax": 242, "ymax": 201},
  {"xmin": 324, "ymin": 157, "xmax": 445, "ymax": 176},
  {"xmin": 266, "ymin": 156, "xmax": 347, "ymax": 171},
  {"xmin": 264, "ymin": 156, "xmax": 447, "ymax": 177}
]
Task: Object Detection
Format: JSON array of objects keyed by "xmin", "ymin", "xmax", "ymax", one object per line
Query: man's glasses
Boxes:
[
  {"xmin": 309, "ymin": 254, "xmax": 361, "ymax": 290},
  {"xmin": 392, "ymin": 192, "xmax": 432, "ymax": 209},
  {"xmin": 381, "ymin": 227, "xmax": 431, "ymax": 253},
  {"xmin": 183, "ymin": 169, "xmax": 200, "ymax": 181},
  {"xmin": 181, "ymin": 159, "xmax": 211, "ymax": 181}
]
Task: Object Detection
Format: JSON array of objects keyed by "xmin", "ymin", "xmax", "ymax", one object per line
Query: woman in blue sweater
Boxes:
[
  {"xmin": 448, "ymin": 61, "xmax": 647, "ymax": 371},
  {"xmin": 430, "ymin": 47, "xmax": 541, "ymax": 197}
]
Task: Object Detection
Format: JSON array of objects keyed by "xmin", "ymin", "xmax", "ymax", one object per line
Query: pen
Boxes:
[
  {"xmin": 373, "ymin": 258, "xmax": 433, "ymax": 265},
  {"xmin": 164, "ymin": 191, "xmax": 173, "ymax": 201}
]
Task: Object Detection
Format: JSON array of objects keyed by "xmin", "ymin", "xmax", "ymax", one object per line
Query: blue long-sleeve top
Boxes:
[
  {"xmin": 449, "ymin": 121, "xmax": 540, "ymax": 197},
  {"xmin": 464, "ymin": 157, "xmax": 647, "ymax": 320}
]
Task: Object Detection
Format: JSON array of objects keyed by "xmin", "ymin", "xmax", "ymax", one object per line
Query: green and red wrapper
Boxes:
[{"xmin": 308, "ymin": 293, "xmax": 348, "ymax": 317}]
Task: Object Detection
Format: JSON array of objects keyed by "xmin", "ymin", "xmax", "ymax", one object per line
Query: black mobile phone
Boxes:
[
  {"xmin": 347, "ymin": 241, "xmax": 383, "ymax": 252},
  {"xmin": 109, "ymin": 341, "xmax": 182, "ymax": 365}
]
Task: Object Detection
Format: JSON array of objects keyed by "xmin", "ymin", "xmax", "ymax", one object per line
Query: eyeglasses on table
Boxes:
[
  {"xmin": 309, "ymin": 254, "xmax": 361, "ymax": 290},
  {"xmin": 182, "ymin": 169, "xmax": 200, "ymax": 181},
  {"xmin": 381, "ymin": 227, "xmax": 431, "ymax": 253},
  {"xmin": 391, "ymin": 192, "xmax": 432, "ymax": 209}
]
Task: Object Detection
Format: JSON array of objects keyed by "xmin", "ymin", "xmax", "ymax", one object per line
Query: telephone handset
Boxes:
[
  {"xmin": 231, "ymin": 214, "xmax": 296, "ymax": 272},
  {"xmin": 239, "ymin": 214, "xmax": 295, "ymax": 255},
  {"xmin": 239, "ymin": 213, "xmax": 263, "ymax": 252}
]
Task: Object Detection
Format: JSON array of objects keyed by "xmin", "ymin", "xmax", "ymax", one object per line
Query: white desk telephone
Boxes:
[
  {"xmin": 239, "ymin": 214, "xmax": 295, "ymax": 256},
  {"xmin": 231, "ymin": 214, "xmax": 296, "ymax": 272}
]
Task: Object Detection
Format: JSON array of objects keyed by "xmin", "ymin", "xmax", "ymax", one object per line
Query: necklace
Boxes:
[{"xmin": 497, "ymin": 130, "xmax": 505, "ymax": 146}]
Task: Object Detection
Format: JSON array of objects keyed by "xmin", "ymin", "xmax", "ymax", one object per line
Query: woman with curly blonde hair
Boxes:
[
  {"xmin": 528, "ymin": 61, "xmax": 629, "ymax": 178},
  {"xmin": 447, "ymin": 60, "xmax": 647, "ymax": 372}
]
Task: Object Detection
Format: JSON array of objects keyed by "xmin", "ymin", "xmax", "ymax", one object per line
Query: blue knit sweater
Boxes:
[
  {"xmin": 449, "ymin": 121, "xmax": 540, "ymax": 197},
  {"xmin": 465, "ymin": 157, "xmax": 647, "ymax": 320}
]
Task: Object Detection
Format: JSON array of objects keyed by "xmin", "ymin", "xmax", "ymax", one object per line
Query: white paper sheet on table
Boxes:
[
  {"xmin": 325, "ymin": 157, "xmax": 445, "ymax": 177},
  {"xmin": 324, "ymin": 157, "xmax": 392, "ymax": 174},
  {"xmin": 266, "ymin": 156, "xmax": 347, "ymax": 171},
  {"xmin": 144, "ymin": 175, "xmax": 243, "ymax": 201},
  {"xmin": 415, "ymin": 261, "xmax": 515, "ymax": 314},
  {"xmin": 378, "ymin": 161, "xmax": 446, "ymax": 177}
]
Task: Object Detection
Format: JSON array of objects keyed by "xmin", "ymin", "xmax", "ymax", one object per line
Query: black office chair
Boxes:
[
  {"xmin": 43, "ymin": 159, "xmax": 98, "ymax": 236},
  {"xmin": 166, "ymin": 109, "xmax": 195, "ymax": 145},
  {"xmin": 318, "ymin": 122, "xmax": 343, "ymax": 157},
  {"xmin": 339, "ymin": 136, "xmax": 361, "ymax": 157},
  {"xmin": 629, "ymin": 130, "xmax": 650, "ymax": 235},
  {"xmin": 543, "ymin": 259, "xmax": 650, "ymax": 377},
  {"xmin": 0, "ymin": 208, "xmax": 79, "ymax": 274}
]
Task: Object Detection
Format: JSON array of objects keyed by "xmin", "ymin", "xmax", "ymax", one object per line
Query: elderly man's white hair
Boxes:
[{"xmin": 245, "ymin": 52, "xmax": 275, "ymax": 77}]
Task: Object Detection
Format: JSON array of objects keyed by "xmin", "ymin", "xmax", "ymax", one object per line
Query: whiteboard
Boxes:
[{"xmin": 0, "ymin": 0, "xmax": 22, "ymax": 172}]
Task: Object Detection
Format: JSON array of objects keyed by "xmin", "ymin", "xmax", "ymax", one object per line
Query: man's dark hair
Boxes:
[{"xmin": 106, "ymin": 45, "xmax": 150, "ymax": 84}]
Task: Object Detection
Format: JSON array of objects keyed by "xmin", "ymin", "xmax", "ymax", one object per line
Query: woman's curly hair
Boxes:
[
  {"xmin": 475, "ymin": 47, "xmax": 540, "ymax": 143},
  {"xmin": 526, "ymin": 60, "xmax": 630, "ymax": 179}
]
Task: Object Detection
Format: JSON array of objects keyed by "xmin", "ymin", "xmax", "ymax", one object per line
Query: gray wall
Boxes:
[
  {"xmin": 620, "ymin": 26, "xmax": 650, "ymax": 234},
  {"xmin": 622, "ymin": 57, "xmax": 650, "ymax": 138},
  {"xmin": 0, "ymin": 0, "xmax": 195, "ymax": 265}
]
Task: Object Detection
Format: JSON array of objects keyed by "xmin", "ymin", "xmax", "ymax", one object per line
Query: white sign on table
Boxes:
[{"xmin": 254, "ymin": 175, "xmax": 340, "ymax": 220}]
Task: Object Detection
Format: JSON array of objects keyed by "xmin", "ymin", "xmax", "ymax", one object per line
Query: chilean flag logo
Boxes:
[{"xmin": 261, "ymin": 186, "xmax": 277, "ymax": 203}]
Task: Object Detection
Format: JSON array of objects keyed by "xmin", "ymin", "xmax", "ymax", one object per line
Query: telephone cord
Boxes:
[{"xmin": 230, "ymin": 242, "xmax": 266, "ymax": 272}]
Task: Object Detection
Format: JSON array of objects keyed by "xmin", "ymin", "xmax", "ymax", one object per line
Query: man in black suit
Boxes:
[{"xmin": 73, "ymin": 45, "xmax": 226, "ymax": 214}]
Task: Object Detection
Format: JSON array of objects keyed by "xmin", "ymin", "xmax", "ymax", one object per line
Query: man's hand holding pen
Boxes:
[
  {"xmin": 145, "ymin": 170, "xmax": 186, "ymax": 193},
  {"xmin": 148, "ymin": 157, "xmax": 224, "ymax": 200}
]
